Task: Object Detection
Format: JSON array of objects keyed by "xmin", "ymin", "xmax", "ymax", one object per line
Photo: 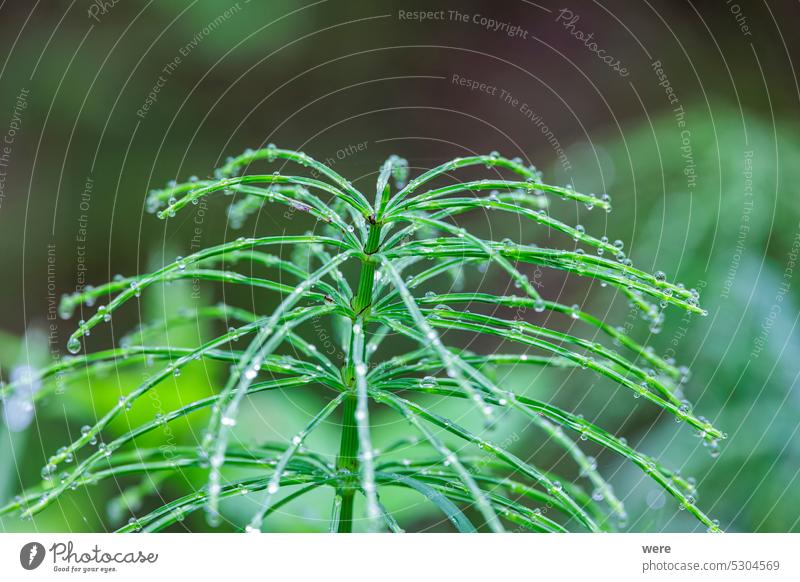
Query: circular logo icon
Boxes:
[{"xmin": 20, "ymin": 542, "xmax": 46, "ymax": 570}]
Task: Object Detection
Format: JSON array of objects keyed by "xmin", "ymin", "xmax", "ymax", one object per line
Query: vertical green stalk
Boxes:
[
  {"xmin": 335, "ymin": 393, "xmax": 359, "ymax": 532},
  {"xmin": 335, "ymin": 219, "xmax": 381, "ymax": 532},
  {"xmin": 351, "ymin": 219, "xmax": 381, "ymax": 316}
]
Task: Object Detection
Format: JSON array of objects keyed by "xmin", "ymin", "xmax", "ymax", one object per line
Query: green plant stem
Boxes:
[
  {"xmin": 336, "ymin": 220, "xmax": 382, "ymax": 532},
  {"xmin": 335, "ymin": 393, "xmax": 359, "ymax": 532},
  {"xmin": 351, "ymin": 219, "xmax": 381, "ymax": 315}
]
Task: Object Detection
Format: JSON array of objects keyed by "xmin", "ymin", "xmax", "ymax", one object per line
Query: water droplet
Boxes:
[
  {"xmin": 40, "ymin": 463, "xmax": 56, "ymax": 480},
  {"xmin": 420, "ymin": 376, "xmax": 437, "ymax": 389},
  {"xmin": 67, "ymin": 337, "xmax": 81, "ymax": 354}
]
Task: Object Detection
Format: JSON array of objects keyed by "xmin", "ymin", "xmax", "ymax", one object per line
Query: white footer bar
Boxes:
[{"xmin": 1, "ymin": 533, "xmax": 797, "ymax": 581}]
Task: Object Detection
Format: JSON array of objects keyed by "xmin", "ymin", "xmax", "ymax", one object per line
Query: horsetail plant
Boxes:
[{"xmin": 1, "ymin": 145, "xmax": 725, "ymax": 533}]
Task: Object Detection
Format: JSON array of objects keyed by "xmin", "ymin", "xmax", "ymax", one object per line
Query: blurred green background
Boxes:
[{"xmin": 1, "ymin": 0, "xmax": 798, "ymax": 532}]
